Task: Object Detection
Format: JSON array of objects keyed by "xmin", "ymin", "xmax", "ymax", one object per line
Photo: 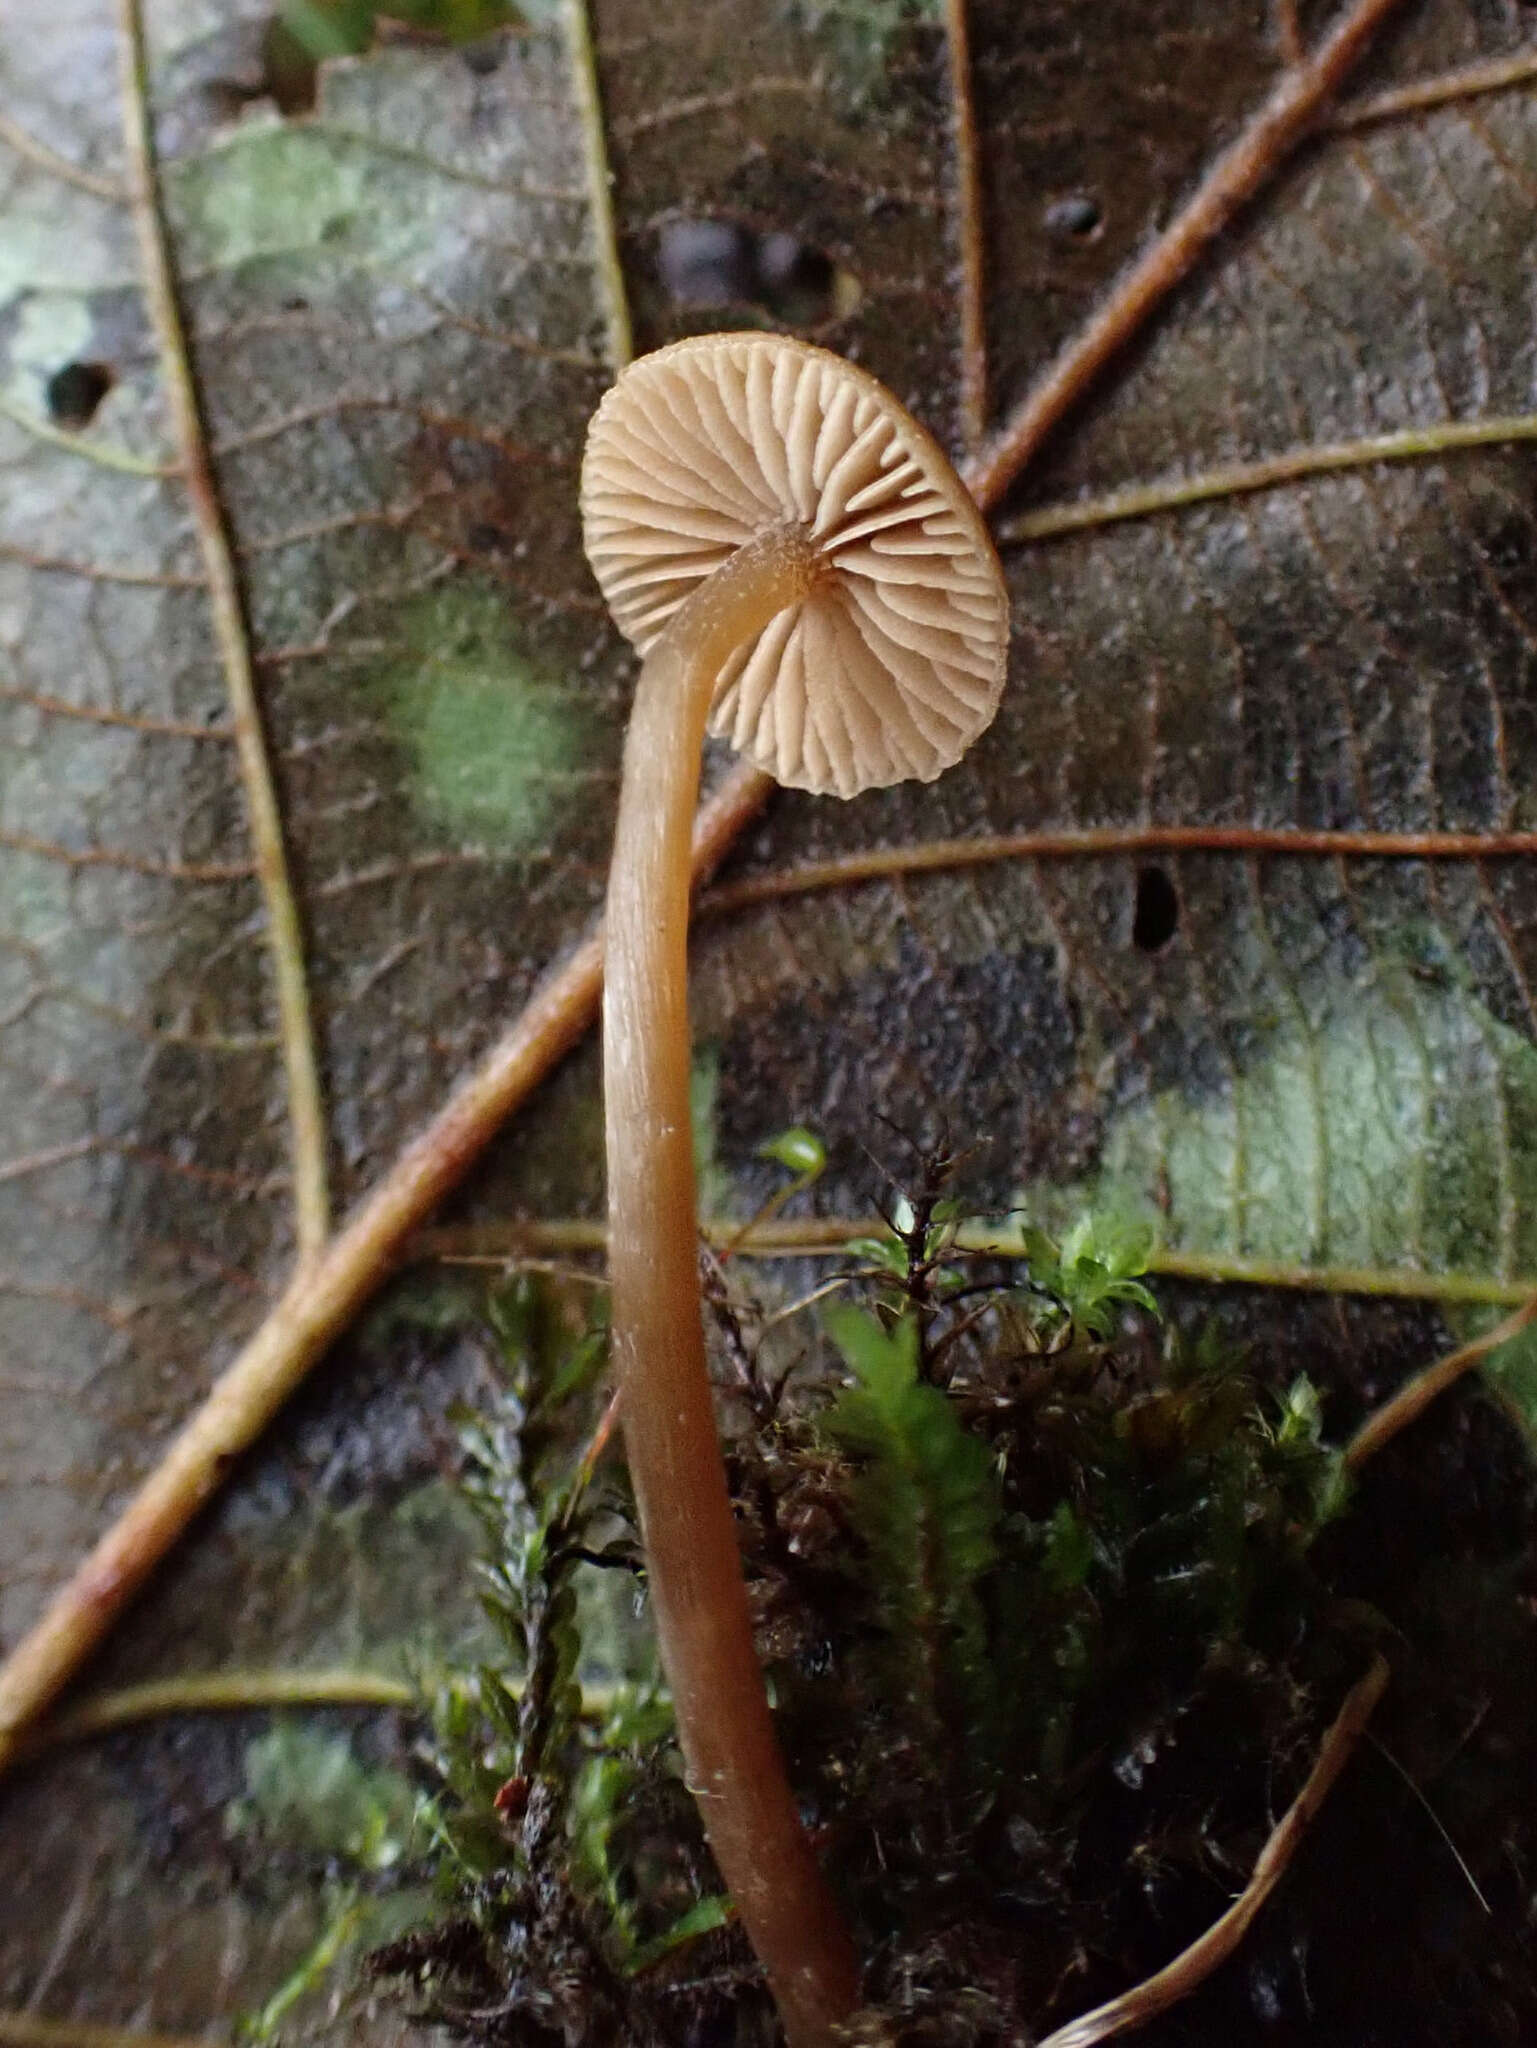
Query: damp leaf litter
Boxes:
[{"xmin": 9, "ymin": 0, "xmax": 1537, "ymax": 2042}]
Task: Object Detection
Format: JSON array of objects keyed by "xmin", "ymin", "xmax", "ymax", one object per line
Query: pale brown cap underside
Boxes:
[{"xmin": 580, "ymin": 332, "xmax": 1010, "ymax": 800}]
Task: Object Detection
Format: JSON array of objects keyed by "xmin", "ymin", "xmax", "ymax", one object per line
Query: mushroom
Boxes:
[{"xmin": 580, "ymin": 332, "xmax": 1009, "ymax": 2047}]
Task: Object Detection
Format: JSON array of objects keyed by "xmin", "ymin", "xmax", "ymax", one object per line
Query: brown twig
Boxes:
[
  {"xmin": 1345, "ymin": 1293, "xmax": 1537, "ymax": 1468},
  {"xmin": 1035, "ymin": 1656, "xmax": 1391, "ymax": 2047},
  {"xmin": 0, "ymin": 2019, "xmax": 213, "ymax": 2048},
  {"xmin": 997, "ymin": 410, "xmax": 1537, "ymax": 546},
  {"xmin": 943, "ymin": 0, "xmax": 987, "ymax": 450},
  {"xmin": 414, "ymin": 1215, "xmax": 1537, "ymax": 1312},
  {"xmin": 698, "ymin": 823, "xmax": 1537, "ymax": 919},
  {"xmin": 563, "ymin": 0, "xmax": 633, "ymax": 372},
  {"xmin": 961, "ymin": 0, "xmax": 1412, "ymax": 511},
  {"xmin": 15, "ymin": 1667, "xmax": 416, "ymax": 1758},
  {"xmin": 0, "ymin": 111, "xmax": 127, "ymax": 200},
  {"xmin": 0, "ymin": 764, "xmax": 772, "ymax": 1777},
  {"xmin": 119, "ymin": 0, "xmax": 330, "ymax": 1261},
  {"xmin": 1335, "ymin": 45, "xmax": 1537, "ymax": 130},
  {"xmin": 1275, "ymin": 0, "xmax": 1304, "ymax": 66}
]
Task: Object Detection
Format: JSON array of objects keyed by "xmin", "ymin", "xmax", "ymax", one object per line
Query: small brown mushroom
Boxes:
[{"xmin": 581, "ymin": 332, "xmax": 1009, "ymax": 2048}]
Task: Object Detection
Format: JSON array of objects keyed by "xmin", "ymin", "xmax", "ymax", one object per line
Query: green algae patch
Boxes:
[
  {"xmin": 372, "ymin": 587, "xmax": 599, "ymax": 856},
  {"xmin": 1019, "ymin": 945, "xmax": 1537, "ymax": 1434},
  {"xmin": 1025, "ymin": 948, "xmax": 1537, "ymax": 1292},
  {"xmin": 170, "ymin": 121, "xmax": 386, "ymax": 274}
]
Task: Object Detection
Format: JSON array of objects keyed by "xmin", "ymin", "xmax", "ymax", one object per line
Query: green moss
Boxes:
[
  {"xmin": 278, "ymin": 0, "xmax": 522, "ymax": 63},
  {"xmin": 227, "ymin": 1723, "xmax": 419, "ymax": 1871},
  {"xmin": 379, "ymin": 1205, "xmax": 1366, "ymax": 2044}
]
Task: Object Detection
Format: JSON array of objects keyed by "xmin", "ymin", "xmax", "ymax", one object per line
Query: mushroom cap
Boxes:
[{"xmin": 580, "ymin": 332, "xmax": 1010, "ymax": 799}]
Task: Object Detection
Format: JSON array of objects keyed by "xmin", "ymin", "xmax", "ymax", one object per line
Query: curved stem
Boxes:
[
  {"xmin": 1344, "ymin": 1291, "xmax": 1537, "ymax": 1469},
  {"xmin": 604, "ymin": 527, "xmax": 859, "ymax": 2047},
  {"xmin": 1037, "ymin": 1655, "xmax": 1390, "ymax": 2048}
]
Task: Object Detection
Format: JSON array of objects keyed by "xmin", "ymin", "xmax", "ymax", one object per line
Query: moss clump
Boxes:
[{"xmin": 372, "ymin": 1156, "xmax": 1537, "ymax": 2046}]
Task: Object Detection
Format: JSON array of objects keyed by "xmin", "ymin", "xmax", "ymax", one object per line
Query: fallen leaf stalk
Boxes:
[
  {"xmin": 1037, "ymin": 1655, "xmax": 1390, "ymax": 2048},
  {"xmin": 961, "ymin": 0, "xmax": 1412, "ymax": 509}
]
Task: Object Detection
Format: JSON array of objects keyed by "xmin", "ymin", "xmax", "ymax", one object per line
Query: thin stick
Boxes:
[
  {"xmin": 119, "ymin": 0, "xmax": 330, "ymax": 1260},
  {"xmin": 1365, "ymin": 1733, "xmax": 1491, "ymax": 1915},
  {"xmin": 0, "ymin": 111, "xmax": 127, "ymax": 200},
  {"xmin": 563, "ymin": 0, "xmax": 633, "ymax": 373},
  {"xmin": 1145, "ymin": 1248, "xmax": 1537, "ymax": 1309},
  {"xmin": 0, "ymin": 390, "xmax": 174, "ymax": 479},
  {"xmin": 698, "ymin": 822, "xmax": 1537, "ymax": 918},
  {"xmin": 22, "ymin": 1665, "xmax": 625, "ymax": 1759},
  {"xmin": 18, "ymin": 1667, "xmax": 415, "ymax": 1755},
  {"xmin": 0, "ymin": 763, "xmax": 772, "ymax": 1778},
  {"xmin": 998, "ymin": 411, "xmax": 1537, "ymax": 546},
  {"xmin": 961, "ymin": 0, "xmax": 1412, "ymax": 511},
  {"xmin": 943, "ymin": 0, "xmax": 987, "ymax": 450},
  {"xmin": 411, "ymin": 1215, "xmax": 1537, "ymax": 1312},
  {"xmin": 1345, "ymin": 1293, "xmax": 1537, "ymax": 1468},
  {"xmin": 0, "ymin": 2019, "xmax": 213, "ymax": 2048},
  {"xmin": 1035, "ymin": 1655, "xmax": 1390, "ymax": 2048},
  {"xmin": 1336, "ymin": 46, "xmax": 1537, "ymax": 130},
  {"xmin": 1275, "ymin": 0, "xmax": 1304, "ymax": 66}
]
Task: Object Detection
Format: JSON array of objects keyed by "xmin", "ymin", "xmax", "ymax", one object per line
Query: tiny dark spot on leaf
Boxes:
[
  {"xmin": 46, "ymin": 361, "xmax": 115, "ymax": 430},
  {"xmin": 1044, "ymin": 192, "xmax": 1104, "ymax": 243},
  {"xmin": 282, "ymin": 295, "xmax": 311, "ymax": 314},
  {"xmin": 1132, "ymin": 866, "xmax": 1179, "ymax": 952}
]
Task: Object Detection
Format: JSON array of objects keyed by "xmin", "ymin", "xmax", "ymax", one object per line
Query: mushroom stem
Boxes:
[{"xmin": 604, "ymin": 523, "xmax": 859, "ymax": 2047}]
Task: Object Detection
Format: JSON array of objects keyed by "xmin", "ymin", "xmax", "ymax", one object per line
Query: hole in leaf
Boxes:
[
  {"xmin": 1044, "ymin": 192, "xmax": 1104, "ymax": 243},
  {"xmin": 1132, "ymin": 866, "xmax": 1179, "ymax": 952},
  {"xmin": 657, "ymin": 218, "xmax": 861, "ymax": 326},
  {"xmin": 45, "ymin": 361, "xmax": 115, "ymax": 429}
]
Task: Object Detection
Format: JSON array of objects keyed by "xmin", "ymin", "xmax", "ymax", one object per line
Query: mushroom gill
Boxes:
[{"xmin": 581, "ymin": 332, "xmax": 1009, "ymax": 799}]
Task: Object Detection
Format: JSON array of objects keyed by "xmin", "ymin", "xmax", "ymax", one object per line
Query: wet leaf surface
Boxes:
[{"xmin": 6, "ymin": 0, "xmax": 1537, "ymax": 2033}]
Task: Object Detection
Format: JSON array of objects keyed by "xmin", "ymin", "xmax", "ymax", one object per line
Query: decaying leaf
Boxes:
[{"xmin": 7, "ymin": 0, "xmax": 1537, "ymax": 2034}]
